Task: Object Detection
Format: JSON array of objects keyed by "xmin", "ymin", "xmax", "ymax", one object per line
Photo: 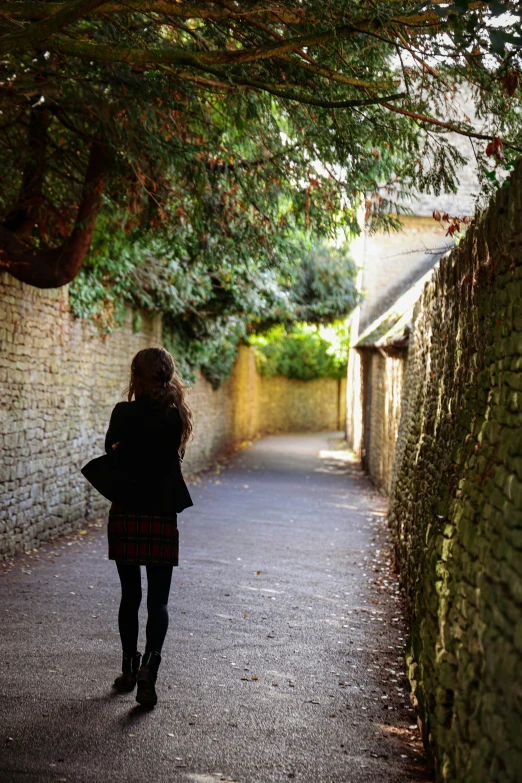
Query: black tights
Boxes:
[{"xmin": 116, "ymin": 563, "xmax": 174, "ymax": 656}]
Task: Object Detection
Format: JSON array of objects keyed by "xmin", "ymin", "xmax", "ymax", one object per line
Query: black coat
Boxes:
[{"xmin": 82, "ymin": 397, "xmax": 193, "ymax": 514}]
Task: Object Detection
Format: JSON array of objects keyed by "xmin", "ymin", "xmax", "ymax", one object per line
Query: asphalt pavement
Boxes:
[{"xmin": 0, "ymin": 432, "xmax": 430, "ymax": 783}]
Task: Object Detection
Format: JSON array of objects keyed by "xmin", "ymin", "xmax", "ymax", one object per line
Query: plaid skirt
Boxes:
[{"xmin": 108, "ymin": 503, "xmax": 179, "ymax": 566}]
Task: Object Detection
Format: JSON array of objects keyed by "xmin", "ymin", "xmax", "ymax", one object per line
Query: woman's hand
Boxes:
[{"xmin": 112, "ymin": 441, "xmax": 120, "ymax": 450}]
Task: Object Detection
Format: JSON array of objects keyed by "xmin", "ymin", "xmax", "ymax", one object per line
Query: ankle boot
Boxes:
[
  {"xmin": 136, "ymin": 650, "xmax": 162, "ymax": 707},
  {"xmin": 113, "ymin": 651, "xmax": 142, "ymax": 692}
]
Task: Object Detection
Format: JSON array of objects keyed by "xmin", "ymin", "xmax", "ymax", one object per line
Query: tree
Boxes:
[
  {"xmin": 70, "ymin": 224, "xmax": 357, "ymax": 386},
  {"xmin": 2, "ymin": 1, "xmax": 522, "ymax": 288},
  {"xmin": 290, "ymin": 240, "xmax": 358, "ymax": 326}
]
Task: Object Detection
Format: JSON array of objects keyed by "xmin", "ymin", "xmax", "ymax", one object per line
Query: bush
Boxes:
[{"xmin": 251, "ymin": 324, "xmax": 348, "ymax": 381}]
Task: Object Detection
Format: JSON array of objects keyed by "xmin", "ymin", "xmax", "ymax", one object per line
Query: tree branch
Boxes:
[
  {"xmin": 231, "ymin": 82, "xmax": 406, "ymax": 109},
  {"xmin": 47, "ymin": 24, "xmax": 366, "ymax": 68},
  {"xmin": 0, "ymin": 0, "xmax": 107, "ymax": 56},
  {"xmin": 0, "ymin": 1, "xmax": 306, "ymax": 24},
  {"xmin": 163, "ymin": 68, "xmax": 234, "ymax": 90},
  {"xmin": 0, "ymin": 0, "xmax": 489, "ymax": 26},
  {"xmin": 3, "ymin": 103, "xmax": 50, "ymax": 239},
  {"xmin": 381, "ymin": 102, "xmax": 522, "ymax": 152},
  {"xmin": 279, "ymin": 54, "xmax": 400, "ymax": 91},
  {"xmin": 161, "ymin": 58, "xmax": 406, "ymax": 108},
  {"xmin": 0, "ymin": 139, "xmax": 111, "ymax": 288}
]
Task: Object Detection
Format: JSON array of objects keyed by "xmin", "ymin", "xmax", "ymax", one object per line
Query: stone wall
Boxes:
[
  {"xmin": 181, "ymin": 345, "xmax": 260, "ymax": 476},
  {"xmin": 0, "ymin": 273, "xmax": 163, "ymax": 560},
  {"xmin": 0, "ymin": 274, "xmax": 344, "ymax": 560},
  {"xmin": 345, "ymin": 342, "xmax": 406, "ymax": 494},
  {"xmin": 389, "ymin": 165, "xmax": 522, "ymax": 781},
  {"xmin": 345, "ymin": 308, "xmax": 363, "ymax": 456},
  {"xmin": 365, "ymin": 351, "xmax": 407, "ymax": 495},
  {"xmin": 258, "ymin": 374, "xmax": 345, "ymax": 434},
  {"xmin": 184, "ymin": 350, "xmax": 345, "ymax": 476}
]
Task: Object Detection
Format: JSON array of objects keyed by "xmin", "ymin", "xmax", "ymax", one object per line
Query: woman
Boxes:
[{"xmin": 104, "ymin": 346, "xmax": 193, "ymax": 707}]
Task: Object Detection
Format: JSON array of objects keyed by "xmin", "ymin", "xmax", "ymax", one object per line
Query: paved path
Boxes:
[{"xmin": 0, "ymin": 433, "xmax": 430, "ymax": 783}]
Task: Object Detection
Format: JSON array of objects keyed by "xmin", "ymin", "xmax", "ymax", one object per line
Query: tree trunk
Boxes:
[
  {"xmin": 3, "ymin": 104, "xmax": 50, "ymax": 240},
  {"xmin": 0, "ymin": 139, "xmax": 110, "ymax": 289}
]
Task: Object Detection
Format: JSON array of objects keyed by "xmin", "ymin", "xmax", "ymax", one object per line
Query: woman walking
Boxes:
[{"xmin": 102, "ymin": 347, "xmax": 193, "ymax": 707}]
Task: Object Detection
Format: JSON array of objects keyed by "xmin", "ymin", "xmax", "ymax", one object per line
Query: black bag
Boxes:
[{"xmin": 81, "ymin": 449, "xmax": 134, "ymax": 505}]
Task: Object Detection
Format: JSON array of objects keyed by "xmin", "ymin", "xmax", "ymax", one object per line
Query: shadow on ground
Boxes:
[{"xmin": 0, "ymin": 432, "xmax": 432, "ymax": 783}]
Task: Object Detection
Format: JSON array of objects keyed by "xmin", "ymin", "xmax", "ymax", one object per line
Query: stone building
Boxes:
[{"xmin": 346, "ymin": 131, "xmax": 480, "ymax": 491}]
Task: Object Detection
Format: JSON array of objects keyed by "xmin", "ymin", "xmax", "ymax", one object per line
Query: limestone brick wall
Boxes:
[
  {"xmin": 345, "ymin": 309, "xmax": 363, "ymax": 456},
  {"xmin": 0, "ymin": 277, "xmax": 344, "ymax": 560},
  {"xmin": 389, "ymin": 165, "xmax": 522, "ymax": 781},
  {"xmin": 0, "ymin": 272, "xmax": 162, "ymax": 560},
  {"xmin": 366, "ymin": 351, "xmax": 407, "ymax": 495},
  {"xmin": 181, "ymin": 344, "xmax": 260, "ymax": 476},
  {"xmin": 345, "ymin": 343, "xmax": 406, "ymax": 492},
  {"xmin": 258, "ymin": 375, "xmax": 345, "ymax": 434}
]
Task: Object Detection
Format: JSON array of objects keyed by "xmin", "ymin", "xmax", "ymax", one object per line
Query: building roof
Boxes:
[
  {"xmin": 359, "ymin": 244, "xmax": 451, "ymax": 334},
  {"xmin": 357, "ymin": 91, "xmax": 482, "ymax": 343},
  {"xmin": 355, "ymin": 261, "xmax": 442, "ymax": 351}
]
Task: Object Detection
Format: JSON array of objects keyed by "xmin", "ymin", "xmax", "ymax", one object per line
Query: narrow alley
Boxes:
[{"xmin": 0, "ymin": 434, "xmax": 429, "ymax": 783}]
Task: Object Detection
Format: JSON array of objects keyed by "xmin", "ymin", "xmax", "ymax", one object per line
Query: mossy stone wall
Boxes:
[{"xmin": 389, "ymin": 165, "xmax": 522, "ymax": 781}]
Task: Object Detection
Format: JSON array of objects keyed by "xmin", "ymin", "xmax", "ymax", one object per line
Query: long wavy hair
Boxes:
[{"xmin": 127, "ymin": 346, "xmax": 193, "ymax": 457}]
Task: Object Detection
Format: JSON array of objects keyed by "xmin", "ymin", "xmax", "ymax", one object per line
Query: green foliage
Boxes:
[
  {"xmin": 0, "ymin": 13, "xmax": 414, "ymax": 272},
  {"xmin": 251, "ymin": 322, "xmax": 349, "ymax": 381},
  {"xmin": 162, "ymin": 315, "xmax": 248, "ymax": 389},
  {"xmin": 70, "ymin": 230, "xmax": 358, "ymax": 388},
  {"xmin": 5, "ymin": 0, "xmax": 522, "ymax": 384},
  {"xmin": 427, "ymin": 1, "xmax": 522, "ymax": 56},
  {"xmin": 8, "ymin": 0, "xmax": 520, "ymax": 288},
  {"xmin": 288, "ymin": 240, "xmax": 358, "ymax": 327}
]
